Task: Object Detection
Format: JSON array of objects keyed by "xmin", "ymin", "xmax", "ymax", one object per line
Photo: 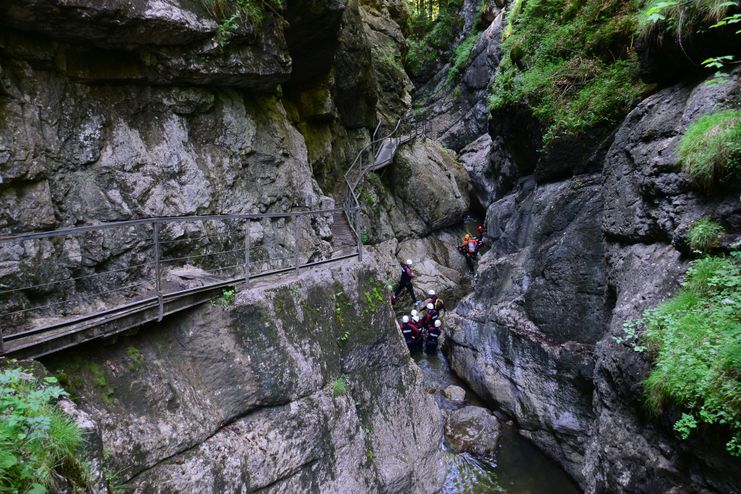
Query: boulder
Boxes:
[
  {"xmin": 443, "ymin": 385, "xmax": 466, "ymax": 403},
  {"xmin": 390, "ymin": 138, "xmax": 471, "ymax": 235},
  {"xmin": 444, "ymin": 406, "xmax": 501, "ymax": 455}
]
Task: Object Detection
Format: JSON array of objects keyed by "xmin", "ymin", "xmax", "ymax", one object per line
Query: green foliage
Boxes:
[
  {"xmin": 0, "ymin": 368, "xmax": 91, "ymax": 493},
  {"xmin": 638, "ymin": 0, "xmax": 736, "ymax": 36},
  {"xmin": 126, "ymin": 346, "xmax": 145, "ymax": 373},
  {"xmin": 331, "ymin": 376, "xmax": 348, "ymax": 397},
  {"xmin": 405, "ymin": 0, "xmax": 465, "ymax": 79},
  {"xmin": 362, "ymin": 283, "xmax": 386, "ymax": 316},
  {"xmin": 613, "ymin": 319, "xmax": 648, "ymax": 352},
  {"xmin": 638, "ymin": 0, "xmax": 739, "ymax": 80},
  {"xmin": 642, "ymin": 254, "xmax": 741, "ymax": 456},
  {"xmin": 447, "ymin": 32, "xmax": 481, "ymax": 82},
  {"xmin": 688, "ymin": 218, "xmax": 726, "ymax": 253},
  {"xmin": 677, "ymin": 110, "xmax": 741, "ymax": 190},
  {"xmin": 200, "ymin": 0, "xmax": 280, "ymax": 46},
  {"xmin": 212, "ymin": 288, "xmax": 236, "ymax": 308},
  {"xmin": 490, "ymin": 0, "xmax": 643, "ymax": 144}
]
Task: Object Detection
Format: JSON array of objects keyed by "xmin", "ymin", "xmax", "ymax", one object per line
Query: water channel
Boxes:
[{"xmin": 412, "ymin": 350, "xmax": 581, "ymax": 494}]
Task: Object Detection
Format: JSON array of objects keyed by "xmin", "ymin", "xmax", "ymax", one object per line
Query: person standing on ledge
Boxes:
[{"xmin": 390, "ymin": 259, "xmax": 419, "ymax": 307}]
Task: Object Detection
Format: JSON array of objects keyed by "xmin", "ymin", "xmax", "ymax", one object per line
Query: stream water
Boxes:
[{"xmin": 412, "ymin": 350, "xmax": 581, "ymax": 494}]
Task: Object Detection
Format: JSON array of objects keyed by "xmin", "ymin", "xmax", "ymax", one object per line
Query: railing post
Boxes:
[
  {"xmin": 294, "ymin": 214, "xmax": 301, "ymax": 274},
  {"xmin": 0, "ymin": 326, "xmax": 4, "ymax": 355},
  {"xmin": 243, "ymin": 221, "xmax": 251, "ymax": 285},
  {"xmin": 153, "ymin": 221, "xmax": 163, "ymax": 321},
  {"xmin": 355, "ymin": 207, "xmax": 363, "ymax": 262}
]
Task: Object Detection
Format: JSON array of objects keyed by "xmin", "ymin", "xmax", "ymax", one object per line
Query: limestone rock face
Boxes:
[
  {"xmin": 447, "ymin": 74, "xmax": 741, "ymax": 493},
  {"xmin": 0, "ymin": 1, "xmax": 291, "ymax": 89},
  {"xmin": 45, "ymin": 264, "xmax": 446, "ymax": 493},
  {"xmin": 417, "ymin": 8, "xmax": 505, "ymax": 152},
  {"xmin": 444, "ymin": 406, "xmax": 501, "ymax": 456},
  {"xmin": 359, "ymin": 0, "xmax": 414, "ymax": 124}
]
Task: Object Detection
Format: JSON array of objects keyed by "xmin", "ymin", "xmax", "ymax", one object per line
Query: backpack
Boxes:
[{"xmin": 467, "ymin": 239, "xmax": 478, "ymax": 253}]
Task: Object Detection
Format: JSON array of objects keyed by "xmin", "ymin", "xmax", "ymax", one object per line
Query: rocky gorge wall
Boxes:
[
  {"xmin": 0, "ymin": 1, "xmax": 467, "ymax": 491},
  {"xmin": 425, "ymin": 1, "xmax": 741, "ymax": 491},
  {"xmin": 44, "ymin": 263, "xmax": 446, "ymax": 492}
]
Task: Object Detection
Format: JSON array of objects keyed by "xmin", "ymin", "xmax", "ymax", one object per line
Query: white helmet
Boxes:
[
  {"xmin": 411, "ymin": 310, "xmax": 418, "ymax": 317},
  {"xmin": 427, "ymin": 303, "xmax": 434, "ymax": 310},
  {"xmin": 412, "ymin": 315, "xmax": 419, "ymax": 323},
  {"xmin": 434, "ymin": 320, "xmax": 442, "ymax": 328},
  {"xmin": 402, "ymin": 315, "xmax": 409, "ymax": 323},
  {"xmin": 428, "ymin": 289, "xmax": 436, "ymax": 296},
  {"xmin": 406, "ymin": 259, "xmax": 413, "ymax": 266}
]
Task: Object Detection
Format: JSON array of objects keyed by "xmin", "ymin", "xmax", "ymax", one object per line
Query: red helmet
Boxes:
[{"xmin": 477, "ymin": 225, "xmax": 484, "ymax": 233}]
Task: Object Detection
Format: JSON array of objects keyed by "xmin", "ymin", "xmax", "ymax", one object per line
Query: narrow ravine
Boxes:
[{"xmin": 412, "ymin": 348, "xmax": 580, "ymax": 493}]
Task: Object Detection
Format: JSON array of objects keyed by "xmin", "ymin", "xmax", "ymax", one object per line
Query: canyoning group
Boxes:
[{"xmin": 389, "ymin": 223, "xmax": 485, "ymax": 353}]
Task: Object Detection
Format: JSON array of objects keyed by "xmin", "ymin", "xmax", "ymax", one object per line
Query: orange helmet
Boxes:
[{"xmin": 464, "ymin": 233, "xmax": 471, "ymax": 240}]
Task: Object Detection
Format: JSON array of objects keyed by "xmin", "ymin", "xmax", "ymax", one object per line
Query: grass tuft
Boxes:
[
  {"xmin": 677, "ymin": 109, "xmax": 741, "ymax": 190},
  {"xmin": 447, "ymin": 32, "xmax": 482, "ymax": 82},
  {"xmin": 637, "ymin": 0, "xmax": 736, "ymax": 39},
  {"xmin": 687, "ymin": 218, "xmax": 725, "ymax": 253}
]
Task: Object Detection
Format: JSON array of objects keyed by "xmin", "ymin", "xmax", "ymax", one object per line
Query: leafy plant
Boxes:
[
  {"xmin": 612, "ymin": 319, "xmax": 648, "ymax": 352},
  {"xmin": 642, "ymin": 254, "xmax": 741, "ymax": 456},
  {"xmin": 200, "ymin": 0, "xmax": 282, "ymax": 46},
  {"xmin": 489, "ymin": 0, "xmax": 643, "ymax": 145},
  {"xmin": 331, "ymin": 376, "xmax": 348, "ymax": 397},
  {"xmin": 0, "ymin": 368, "xmax": 91, "ymax": 493},
  {"xmin": 687, "ymin": 218, "xmax": 725, "ymax": 252},
  {"xmin": 677, "ymin": 110, "xmax": 741, "ymax": 190},
  {"xmin": 212, "ymin": 288, "xmax": 236, "ymax": 307}
]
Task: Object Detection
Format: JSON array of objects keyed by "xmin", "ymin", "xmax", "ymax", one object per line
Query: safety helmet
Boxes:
[
  {"xmin": 478, "ymin": 225, "xmax": 484, "ymax": 233},
  {"xmin": 428, "ymin": 289, "xmax": 435, "ymax": 296},
  {"xmin": 402, "ymin": 315, "xmax": 409, "ymax": 323},
  {"xmin": 427, "ymin": 303, "xmax": 434, "ymax": 310},
  {"xmin": 464, "ymin": 234, "xmax": 470, "ymax": 240},
  {"xmin": 411, "ymin": 309, "xmax": 418, "ymax": 317},
  {"xmin": 405, "ymin": 259, "xmax": 413, "ymax": 266},
  {"xmin": 435, "ymin": 320, "xmax": 442, "ymax": 327},
  {"xmin": 412, "ymin": 315, "xmax": 419, "ymax": 323}
]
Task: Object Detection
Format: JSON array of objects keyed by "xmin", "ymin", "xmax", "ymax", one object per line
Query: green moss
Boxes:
[
  {"xmin": 331, "ymin": 376, "xmax": 348, "ymax": 397},
  {"xmin": 447, "ymin": 32, "xmax": 481, "ymax": 82},
  {"xmin": 687, "ymin": 218, "xmax": 725, "ymax": 253},
  {"xmin": 641, "ymin": 254, "xmax": 741, "ymax": 456},
  {"xmin": 489, "ymin": 0, "xmax": 644, "ymax": 144},
  {"xmin": 678, "ymin": 110, "xmax": 741, "ymax": 190},
  {"xmin": 126, "ymin": 346, "xmax": 145, "ymax": 373}
]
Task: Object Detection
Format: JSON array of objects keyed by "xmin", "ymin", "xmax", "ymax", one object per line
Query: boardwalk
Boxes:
[{"xmin": 0, "ymin": 117, "xmax": 426, "ymax": 359}]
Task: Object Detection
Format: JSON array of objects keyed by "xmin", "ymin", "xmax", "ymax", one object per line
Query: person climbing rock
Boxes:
[
  {"xmin": 390, "ymin": 259, "xmax": 419, "ymax": 306},
  {"xmin": 425, "ymin": 319, "xmax": 443, "ymax": 353},
  {"xmin": 476, "ymin": 225, "xmax": 486, "ymax": 248},
  {"xmin": 458, "ymin": 234, "xmax": 479, "ymax": 273},
  {"xmin": 424, "ymin": 289, "xmax": 446, "ymax": 313}
]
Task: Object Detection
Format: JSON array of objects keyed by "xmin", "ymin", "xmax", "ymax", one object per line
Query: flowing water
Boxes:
[{"xmin": 412, "ymin": 350, "xmax": 581, "ymax": 494}]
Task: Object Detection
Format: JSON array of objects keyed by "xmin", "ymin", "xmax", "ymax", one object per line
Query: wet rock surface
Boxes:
[{"xmin": 444, "ymin": 406, "xmax": 501, "ymax": 456}]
